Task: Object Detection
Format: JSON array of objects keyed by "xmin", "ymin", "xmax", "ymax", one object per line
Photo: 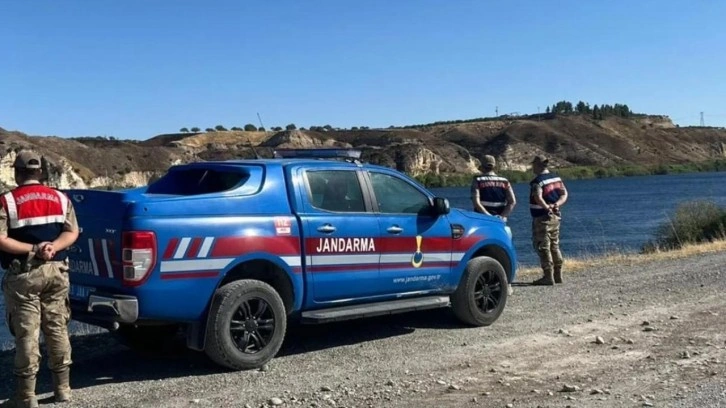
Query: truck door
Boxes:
[
  {"xmin": 365, "ymin": 170, "xmax": 454, "ymax": 295},
  {"xmin": 298, "ymin": 168, "xmax": 382, "ymax": 303}
]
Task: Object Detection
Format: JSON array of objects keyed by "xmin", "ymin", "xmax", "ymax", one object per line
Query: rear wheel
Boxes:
[
  {"xmin": 450, "ymin": 256, "xmax": 508, "ymax": 326},
  {"xmin": 204, "ymin": 280, "xmax": 286, "ymax": 370}
]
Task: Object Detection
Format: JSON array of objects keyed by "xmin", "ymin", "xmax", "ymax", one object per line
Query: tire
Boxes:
[
  {"xmin": 450, "ymin": 256, "xmax": 508, "ymax": 326},
  {"xmin": 204, "ymin": 280, "xmax": 287, "ymax": 370},
  {"xmin": 115, "ymin": 323, "xmax": 180, "ymax": 351}
]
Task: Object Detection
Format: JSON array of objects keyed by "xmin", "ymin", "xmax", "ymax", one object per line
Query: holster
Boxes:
[{"xmin": 7, "ymin": 251, "xmax": 37, "ymax": 275}]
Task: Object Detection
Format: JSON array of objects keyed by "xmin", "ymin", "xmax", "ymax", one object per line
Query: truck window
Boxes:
[
  {"xmin": 369, "ymin": 172, "xmax": 430, "ymax": 214},
  {"xmin": 147, "ymin": 167, "xmax": 255, "ymax": 195},
  {"xmin": 306, "ymin": 170, "xmax": 365, "ymax": 212}
]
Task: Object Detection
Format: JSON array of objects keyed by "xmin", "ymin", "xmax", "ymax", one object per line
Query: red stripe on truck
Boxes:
[
  {"xmin": 211, "ymin": 236, "xmax": 300, "ymax": 257},
  {"xmin": 186, "ymin": 237, "xmax": 203, "ymax": 258},
  {"xmin": 160, "ymin": 271, "xmax": 220, "ymax": 280},
  {"xmin": 163, "ymin": 237, "xmax": 179, "ymax": 260}
]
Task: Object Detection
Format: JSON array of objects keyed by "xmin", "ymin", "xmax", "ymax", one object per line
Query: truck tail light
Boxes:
[{"xmin": 122, "ymin": 231, "xmax": 157, "ymax": 287}]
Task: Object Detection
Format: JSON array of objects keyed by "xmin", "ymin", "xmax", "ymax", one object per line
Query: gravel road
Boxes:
[{"xmin": 1, "ymin": 252, "xmax": 725, "ymax": 408}]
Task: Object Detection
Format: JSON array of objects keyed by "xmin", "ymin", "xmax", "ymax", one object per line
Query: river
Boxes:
[
  {"xmin": 433, "ymin": 171, "xmax": 726, "ymax": 266},
  {"xmin": 2, "ymin": 172, "xmax": 726, "ymax": 345}
]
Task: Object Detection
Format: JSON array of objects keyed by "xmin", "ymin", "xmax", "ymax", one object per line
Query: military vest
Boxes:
[
  {"xmin": 0, "ymin": 184, "xmax": 69, "ymax": 268},
  {"xmin": 529, "ymin": 173, "xmax": 565, "ymax": 218},
  {"xmin": 473, "ymin": 174, "xmax": 510, "ymax": 216}
]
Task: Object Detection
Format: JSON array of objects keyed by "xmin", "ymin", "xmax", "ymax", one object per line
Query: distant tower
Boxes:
[
  {"xmin": 700, "ymin": 112, "xmax": 705, "ymax": 126},
  {"xmin": 495, "ymin": 106, "xmax": 499, "ymax": 116}
]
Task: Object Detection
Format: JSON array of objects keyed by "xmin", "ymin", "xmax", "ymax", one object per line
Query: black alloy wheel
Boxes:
[
  {"xmin": 451, "ymin": 256, "xmax": 509, "ymax": 326},
  {"xmin": 473, "ymin": 269, "xmax": 503, "ymax": 314},
  {"xmin": 229, "ymin": 297, "xmax": 276, "ymax": 354}
]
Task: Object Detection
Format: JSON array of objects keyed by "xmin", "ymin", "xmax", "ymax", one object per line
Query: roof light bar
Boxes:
[{"xmin": 273, "ymin": 148, "xmax": 362, "ymax": 160}]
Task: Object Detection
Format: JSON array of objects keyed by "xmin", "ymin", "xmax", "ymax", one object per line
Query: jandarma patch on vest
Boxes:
[{"xmin": 15, "ymin": 192, "xmax": 60, "ymax": 205}]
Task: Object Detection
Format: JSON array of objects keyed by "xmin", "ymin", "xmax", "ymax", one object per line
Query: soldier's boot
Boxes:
[
  {"xmin": 14, "ymin": 376, "xmax": 38, "ymax": 408},
  {"xmin": 554, "ymin": 267, "xmax": 563, "ymax": 284},
  {"xmin": 532, "ymin": 270, "xmax": 554, "ymax": 286},
  {"xmin": 52, "ymin": 369, "xmax": 72, "ymax": 403}
]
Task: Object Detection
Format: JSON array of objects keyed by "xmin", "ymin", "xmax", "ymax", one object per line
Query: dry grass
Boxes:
[{"xmin": 516, "ymin": 239, "xmax": 726, "ymax": 278}]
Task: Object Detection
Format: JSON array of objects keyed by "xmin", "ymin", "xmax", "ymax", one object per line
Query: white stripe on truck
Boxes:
[
  {"xmin": 87, "ymin": 238, "xmax": 100, "ymax": 276},
  {"xmin": 197, "ymin": 237, "xmax": 214, "ymax": 258},
  {"xmin": 174, "ymin": 237, "xmax": 191, "ymax": 259},
  {"xmin": 101, "ymin": 239, "xmax": 113, "ymax": 278}
]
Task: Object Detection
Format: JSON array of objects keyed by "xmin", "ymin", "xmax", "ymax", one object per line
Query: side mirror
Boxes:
[{"xmin": 432, "ymin": 197, "xmax": 450, "ymax": 215}]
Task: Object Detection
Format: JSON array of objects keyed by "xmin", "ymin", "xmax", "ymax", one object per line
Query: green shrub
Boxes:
[
  {"xmin": 498, "ymin": 170, "xmax": 530, "ymax": 184},
  {"xmin": 647, "ymin": 200, "xmax": 726, "ymax": 251}
]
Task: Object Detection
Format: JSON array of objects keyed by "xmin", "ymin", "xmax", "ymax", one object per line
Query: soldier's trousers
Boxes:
[
  {"xmin": 2, "ymin": 261, "xmax": 72, "ymax": 378},
  {"xmin": 532, "ymin": 214, "xmax": 564, "ymax": 275}
]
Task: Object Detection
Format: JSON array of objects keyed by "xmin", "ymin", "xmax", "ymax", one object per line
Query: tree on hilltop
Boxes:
[
  {"xmin": 592, "ymin": 105, "xmax": 603, "ymax": 120},
  {"xmin": 215, "ymin": 125, "xmax": 227, "ymax": 131},
  {"xmin": 205, "ymin": 127, "xmax": 215, "ymax": 132},
  {"xmin": 552, "ymin": 100, "xmax": 574, "ymax": 114},
  {"xmin": 285, "ymin": 123, "xmax": 297, "ymax": 131},
  {"xmin": 190, "ymin": 127, "xmax": 200, "ymax": 132},
  {"xmin": 244, "ymin": 124, "xmax": 257, "ymax": 131},
  {"xmin": 575, "ymin": 101, "xmax": 591, "ymax": 114},
  {"xmin": 180, "ymin": 127, "xmax": 189, "ymax": 133}
]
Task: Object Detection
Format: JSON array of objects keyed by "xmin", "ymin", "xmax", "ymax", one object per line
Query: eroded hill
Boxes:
[{"xmin": 2, "ymin": 114, "xmax": 726, "ymax": 190}]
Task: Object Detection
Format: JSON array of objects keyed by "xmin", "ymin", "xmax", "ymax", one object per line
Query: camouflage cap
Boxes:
[
  {"xmin": 482, "ymin": 155, "xmax": 496, "ymax": 167},
  {"xmin": 531, "ymin": 155, "xmax": 549, "ymax": 167},
  {"xmin": 13, "ymin": 150, "xmax": 42, "ymax": 169}
]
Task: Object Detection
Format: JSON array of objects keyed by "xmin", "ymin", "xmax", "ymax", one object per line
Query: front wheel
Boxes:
[
  {"xmin": 204, "ymin": 280, "xmax": 287, "ymax": 370},
  {"xmin": 450, "ymin": 256, "xmax": 508, "ymax": 326}
]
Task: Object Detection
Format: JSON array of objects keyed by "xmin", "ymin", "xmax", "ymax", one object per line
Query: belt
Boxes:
[
  {"xmin": 4, "ymin": 257, "xmax": 57, "ymax": 275},
  {"xmin": 534, "ymin": 212, "xmax": 561, "ymax": 220}
]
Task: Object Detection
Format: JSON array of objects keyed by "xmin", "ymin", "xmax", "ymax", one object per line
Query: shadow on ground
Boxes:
[{"xmin": 0, "ymin": 308, "xmax": 465, "ymax": 399}]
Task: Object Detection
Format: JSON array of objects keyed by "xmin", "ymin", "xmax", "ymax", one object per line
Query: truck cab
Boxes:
[{"xmin": 65, "ymin": 149, "xmax": 516, "ymax": 370}]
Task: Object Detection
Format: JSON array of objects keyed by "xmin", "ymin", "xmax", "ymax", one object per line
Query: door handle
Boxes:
[
  {"xmin": 317, "ymin": 224, "xmax": 336, "ymax": 233},
  {"xmin": 387, "ymin": 225, "xmax": 403, "ymax": 234}
]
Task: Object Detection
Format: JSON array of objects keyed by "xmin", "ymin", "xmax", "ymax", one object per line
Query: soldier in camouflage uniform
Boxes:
[
  {"xmin": 528, "ymin": 156, "xmax": 568, "ymax": 286},
  {"xmin": 0, "ymin": 151, "xmax": 80, "ymax": 408}
]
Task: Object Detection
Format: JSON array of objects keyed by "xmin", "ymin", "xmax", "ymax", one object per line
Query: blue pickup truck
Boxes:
[{"xmin": 65, "ymin": 149, "xmax": 516, "ymax": 370}]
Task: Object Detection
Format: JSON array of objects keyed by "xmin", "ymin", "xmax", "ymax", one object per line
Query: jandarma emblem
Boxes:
[
  {"xmin": 411, "ymin": 235, "xmax": 424, "ymax": 268},
  {"xmin": 72, "ymin": 194, "xmax": 84, "ymax": 203}
]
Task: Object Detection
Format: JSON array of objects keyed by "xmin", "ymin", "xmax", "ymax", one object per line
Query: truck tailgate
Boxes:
[{"xmin": 64, "ymin": 189, "xmax": 130, "ymax": 297}]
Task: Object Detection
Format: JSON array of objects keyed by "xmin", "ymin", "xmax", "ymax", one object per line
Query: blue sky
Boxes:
[{"xmin": 1, "ymin": 0, "xmax": 725, "ymax": 140}]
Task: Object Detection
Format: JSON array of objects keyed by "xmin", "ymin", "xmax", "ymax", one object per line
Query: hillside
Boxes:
[{"xmin": 2, "ymin": 114, "xmax": 726, "ymax": 189}]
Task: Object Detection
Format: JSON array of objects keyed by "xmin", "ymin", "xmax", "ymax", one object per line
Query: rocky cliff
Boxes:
[{"xmin": 2, "ymin": 114, "xmax": 726, "ymax": 190}]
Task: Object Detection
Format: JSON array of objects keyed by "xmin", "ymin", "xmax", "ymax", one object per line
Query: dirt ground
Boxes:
[{"xmin": 1, "ymin": 251, "xmax": 725, "ymax": 407}]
